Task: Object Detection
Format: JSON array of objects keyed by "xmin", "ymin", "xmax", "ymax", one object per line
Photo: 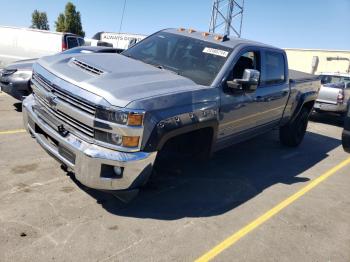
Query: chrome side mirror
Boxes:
[{"xmin": 227, "ymin": 69, "xmax": 260, "ymax": 92}]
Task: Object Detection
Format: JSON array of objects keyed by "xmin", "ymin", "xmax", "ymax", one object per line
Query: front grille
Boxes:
[
  {"xmin": 34, "ymin": 93, "xmax": 94, "ymax": 138},
  {"xmin": 32, "ymin": 73, "xmax": 96, "ymax": 115},
  {"xmin": 71, "ymin": 58, "xmax": 104, "ymax": 75}
]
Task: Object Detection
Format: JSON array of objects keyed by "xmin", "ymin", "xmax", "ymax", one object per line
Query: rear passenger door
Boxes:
[{"xmin": 254, "ymin": 50, "xmax": 289, "ymax": 127}]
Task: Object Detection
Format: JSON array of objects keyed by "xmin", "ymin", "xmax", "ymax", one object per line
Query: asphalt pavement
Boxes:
[{"xmin": 0, "ymin": 93, "xmax": 349, "ymax": 262}]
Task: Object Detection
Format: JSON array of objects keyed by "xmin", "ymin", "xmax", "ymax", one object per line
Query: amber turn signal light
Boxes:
[
  {"xmin": 214, "ymin": 35, "xmax": 223, "ymax": 41},
  {"xmin": 122, "ymin": 136, "xmax": 140, "ymax": 147},
  {"xmin": 128, "ymin": 113, "xmax": 143, "ymax": 126}
]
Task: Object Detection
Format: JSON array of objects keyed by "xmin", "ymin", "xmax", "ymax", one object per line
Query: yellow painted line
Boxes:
[
  {"xmin": 195, "ymin": 157, "xmax": 350, "ymax": 262},
  {"xmin": 0, "ymin": 129, "xmax": 26, "ymax": 135}
]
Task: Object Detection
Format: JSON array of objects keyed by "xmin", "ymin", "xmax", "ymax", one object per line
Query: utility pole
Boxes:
[{"xmin": 209, "ymin": 0, "xmax": 244, "ymax": 37}]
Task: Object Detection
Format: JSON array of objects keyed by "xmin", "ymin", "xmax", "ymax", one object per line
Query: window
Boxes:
[
  {"xmin": 261, "ymin": 51, "xmax": 285, "ymax": 85},
  {"xmin": 229, "ymin": 51, "xmax": 260, "ymax": 81},
  {"xmin": 320, "ymin": 75, "xmax": 350, "ymax": 87},
  {"xmin": 122, "ymin": 32, "xmax": 232, "ymax": 86},
  {"xmin": 78, "ymin": 38, "xmax": 85, "ymax": 46},
  {"xmin": 67, "ymin": 37, "xmax": 79, "ymax": 49}
]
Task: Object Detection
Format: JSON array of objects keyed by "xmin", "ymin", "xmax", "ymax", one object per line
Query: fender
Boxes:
[
  {"xmin": 290, "ymin": 90, "xmax": 318, "ymax": 122},
  {"xmin": 143, "ymin": 108, "xmax": 219, "ymax": 152}
]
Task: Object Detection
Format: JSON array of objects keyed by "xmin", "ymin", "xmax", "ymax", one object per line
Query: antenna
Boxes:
[{"xmin": 209, "ymin": 0, "xmax": 245, "ymax": 37}]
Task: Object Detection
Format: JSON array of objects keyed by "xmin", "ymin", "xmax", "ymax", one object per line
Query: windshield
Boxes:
[
  {"xmin": 122, "ymin": 32, "xmax": 232, "ymax": 86},
  {"xmin": 320, "ymin": 75, "xmax": 350, "ymax": 85}
]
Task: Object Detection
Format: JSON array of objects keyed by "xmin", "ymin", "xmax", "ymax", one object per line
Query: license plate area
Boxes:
[{"xmin": 34, "ymin": 121, "xmax": 76, "ymax": 165}]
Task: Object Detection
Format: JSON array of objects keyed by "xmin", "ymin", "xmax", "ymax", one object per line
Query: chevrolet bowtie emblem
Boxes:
[{"xmin": 47, "ymin": 93, "xmax": 58, "ymax": 109}]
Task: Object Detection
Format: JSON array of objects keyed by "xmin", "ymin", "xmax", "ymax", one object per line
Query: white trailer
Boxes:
[
  {"xmin": 92, "ymin": 32, "xmax": 146, "ymax": 51},
  {"xmin": 0, "ymin": 26, "xmax": 84, "ymax": 67}
]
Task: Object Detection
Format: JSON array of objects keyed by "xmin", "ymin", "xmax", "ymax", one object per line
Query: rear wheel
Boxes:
[{"xmin": 280, "ymin": 107, "xmax": 309, "ymax": 147}]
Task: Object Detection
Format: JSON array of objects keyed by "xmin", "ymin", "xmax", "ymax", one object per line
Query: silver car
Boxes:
[{"xmin": 314, "ymin": 72, "xmax": 350, "ymax": 115}]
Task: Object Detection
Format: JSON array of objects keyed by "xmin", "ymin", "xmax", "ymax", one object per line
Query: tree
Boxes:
[
  {"xmin": 31, "ymin": 10, "xmax": 50, "ymax": 30},
  {"xmin": 55, "ymin": 13, "xmax": 66, "ymax": 32},
  {"xmin": 55, "ymin": 2, "xmax": 85, "ymax": 37}
]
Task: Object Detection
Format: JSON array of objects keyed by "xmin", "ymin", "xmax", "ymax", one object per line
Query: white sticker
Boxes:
[{"xmin": 203, "ymin": 47, "xmax": 229, "ymax": 57}]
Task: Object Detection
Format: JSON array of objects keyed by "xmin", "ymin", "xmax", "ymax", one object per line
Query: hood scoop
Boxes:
[{"xmin": 70, "ymin": 58, "xmax": 105, "ymax": 76}]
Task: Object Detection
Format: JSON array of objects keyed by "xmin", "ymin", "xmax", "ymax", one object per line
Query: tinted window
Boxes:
[
  {"xmin": 261, "ymin": 51, "xmax": 285, "ymax": 85},
  {"xmin": 78, "ymin": 38, "xmax": 85, "ymax": 46},
  {"xmin": 229, "ymin": 51, "xmax": 260, "ymax": 80},
  {"xmin": 122, "ymin": 32, "xmax": 232, "ymax": 86},
  {"xmin": 67, "ymin": 37, "xmax": 79, "ymax": 49},
  {"xmin": 320, "ymin": 75, "xmax": 350, "ymax": 86}
]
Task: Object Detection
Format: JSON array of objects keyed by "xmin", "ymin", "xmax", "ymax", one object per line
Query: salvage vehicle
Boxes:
[
  {"xmin": 22, "ymin": 28, "xmax": 320, "ymax": 198},
  {"xmin": 314, "ymin": 72, "xmax": 350, "ymax": 115},
  {"xmin": 0, "ymin": 46, "xmax": 119, "ymax": 101}
]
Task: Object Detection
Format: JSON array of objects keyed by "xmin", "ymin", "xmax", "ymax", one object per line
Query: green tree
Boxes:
[
  {"xmin": 55, "ymin": 13, "xmax": 66, "ymax": 32},
  {"xmin": 31, "ymin": 9, "xmax": 50, "ymax": 30},
  {"xmin": 55, "ymin": 2, "xmax": 85, "ymax": 37}
]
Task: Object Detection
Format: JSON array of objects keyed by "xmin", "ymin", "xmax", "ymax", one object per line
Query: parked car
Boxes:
[
  {"xmin": 314, "ymin": 72, "xmax": 350, "ymax": 115},
  {"xmin": 0, "ymin": 46, "xmax": 119, "ymax": 101},
  {"xmin": 0, "ymin": 26, "xmax": 85, "ymax": 67},
  {"xmin": 22, "ymin": 28, "xmax": 320, "ymax": 198}
]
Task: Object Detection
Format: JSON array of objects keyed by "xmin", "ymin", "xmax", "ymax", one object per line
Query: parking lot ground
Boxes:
[{"xmin": 0, "ymin": 93, "xmax": 349, "ymax": 262}]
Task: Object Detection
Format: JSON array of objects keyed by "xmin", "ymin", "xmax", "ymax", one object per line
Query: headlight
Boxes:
[
  {"xmin": 95, "ymin": 130, "xmax": 140, "ymax": 148},
  {"xmin": 13, "ymin": 70, "xmax": 32, "ymax": 80},
  {"xmin": 95, "ymin": 108, "xmax": 144, "ymax": 126},
  {"xmin": 1, "ymin": 69, "xmax": 17, "ymax": 77}
]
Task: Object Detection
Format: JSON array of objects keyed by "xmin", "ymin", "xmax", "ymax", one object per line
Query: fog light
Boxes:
[
  {"xmin": 113, "ymin": 166, "xmax": 123, "ymax": 176},
  {"xmin": 101, "ymin": 164, "xmax": 124, "ymax": 179}
]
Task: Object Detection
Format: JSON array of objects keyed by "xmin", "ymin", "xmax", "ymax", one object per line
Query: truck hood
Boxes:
[{"xmin": 36, "ymin": 53, "xmax": 203, "ymax": 108}]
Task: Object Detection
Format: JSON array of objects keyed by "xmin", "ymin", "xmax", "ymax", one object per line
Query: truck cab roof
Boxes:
[{"xmin": 162, "ymin": 28, "xmax": 280, "ymax": 51}]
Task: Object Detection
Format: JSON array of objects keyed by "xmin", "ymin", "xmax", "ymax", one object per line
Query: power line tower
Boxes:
[{"xmin": 209, "ymin": 0, "xmax": 245, "ymax": 37}]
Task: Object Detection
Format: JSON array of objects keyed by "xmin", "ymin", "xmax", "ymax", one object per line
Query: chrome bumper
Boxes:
[
  {"xmin": 314, "ymin": 101, "xmax": 347, "ymax": 113},
  {"xmin": 22, "ymin": 95, "xmax": 157, "ymax": 191}
]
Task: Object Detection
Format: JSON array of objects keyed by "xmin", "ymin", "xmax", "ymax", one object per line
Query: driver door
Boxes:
[{"xmin": 217, "ymin": 50, "xmax": 262, "ymax": 145}]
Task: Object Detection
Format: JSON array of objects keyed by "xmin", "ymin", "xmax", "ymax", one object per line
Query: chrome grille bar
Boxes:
[
  {"xmin": 32, "ymin": 73, "xmax": 96, "ymax": 115},
  {"xmin": 34, "ymin": 93, "xmax": 94, "ymax": 139}
]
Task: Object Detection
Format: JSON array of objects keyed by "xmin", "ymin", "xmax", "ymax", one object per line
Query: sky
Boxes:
[{"xmin": 0, "ymin": 0, "xmax": 349, "ymax": 50}]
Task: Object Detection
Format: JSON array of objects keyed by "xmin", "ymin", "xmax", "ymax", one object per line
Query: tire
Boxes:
[{"xmin": 280, "ymin": 107, "xmax": 309, "ymax": 147}]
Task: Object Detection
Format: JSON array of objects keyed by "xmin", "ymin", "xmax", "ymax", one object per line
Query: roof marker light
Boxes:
[
  {"xmin": 188, "ymin": 29, "xmax": 196, "ymax": 33},
  {"xmin": 202, "ymin": 32, "xmax": 210, "ymax": 37},
  {"xmin": 178, "ymin": 28, "xmax": 185, "ymax": 32},
  {"xmin": 214, "ymin": 35, "xmax": 223, "ymax": 41}
]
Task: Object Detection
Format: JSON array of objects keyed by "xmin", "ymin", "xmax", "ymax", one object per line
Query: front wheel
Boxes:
[{"xmin": 280, "ymin": 107, "xmax": 310, "ymax": 147}]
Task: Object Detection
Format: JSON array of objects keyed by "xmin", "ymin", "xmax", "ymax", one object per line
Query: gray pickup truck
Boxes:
[{"xmin": 22, "ymin": 28, "xmax": 320, "ymax": 195}]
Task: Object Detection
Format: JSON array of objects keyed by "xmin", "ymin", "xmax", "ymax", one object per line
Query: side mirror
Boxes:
[{"xmin": 227, "ymin": 69, "xmax": 260, "ymax": 92}]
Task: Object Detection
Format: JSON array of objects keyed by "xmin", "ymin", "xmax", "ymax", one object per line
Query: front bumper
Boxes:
[
  {"xmin": 314, "ymin": 101, "xmax": 347, "ymax": 113},
  {"xmin": 22, "ymin": 95, "xmax": 157, "ymax": 191}
]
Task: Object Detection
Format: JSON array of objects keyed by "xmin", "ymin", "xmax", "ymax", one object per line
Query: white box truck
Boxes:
[
  {"xmin": 0, "ymin": 26, "xmax": 85, "ymax": 67},
  {"xmin": 92, "ymin": 32, "xmax": 146, "ymax": 52}
]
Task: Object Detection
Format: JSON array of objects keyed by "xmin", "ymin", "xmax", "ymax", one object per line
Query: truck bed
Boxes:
[{"xmin": 289, "ymin": 69, "xmax": 319, "ymax": 83}]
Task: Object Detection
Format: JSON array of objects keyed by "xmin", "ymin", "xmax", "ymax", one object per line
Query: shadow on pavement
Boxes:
[
  {"xmin": 13, "ymin": 102, "xmax": 22, "ymax": 112},
  {"xmin": 72, "ymin": 130, "xmax": 340, "ymax": 220},
  {"xmin": 310, "ymin": 112, "xmax": 344, "ymax": 127}
]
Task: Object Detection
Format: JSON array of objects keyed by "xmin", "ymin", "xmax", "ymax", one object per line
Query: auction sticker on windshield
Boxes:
[{"xmin": 203, "ymin": 47, "xmax": 229, "ymax": 57}]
